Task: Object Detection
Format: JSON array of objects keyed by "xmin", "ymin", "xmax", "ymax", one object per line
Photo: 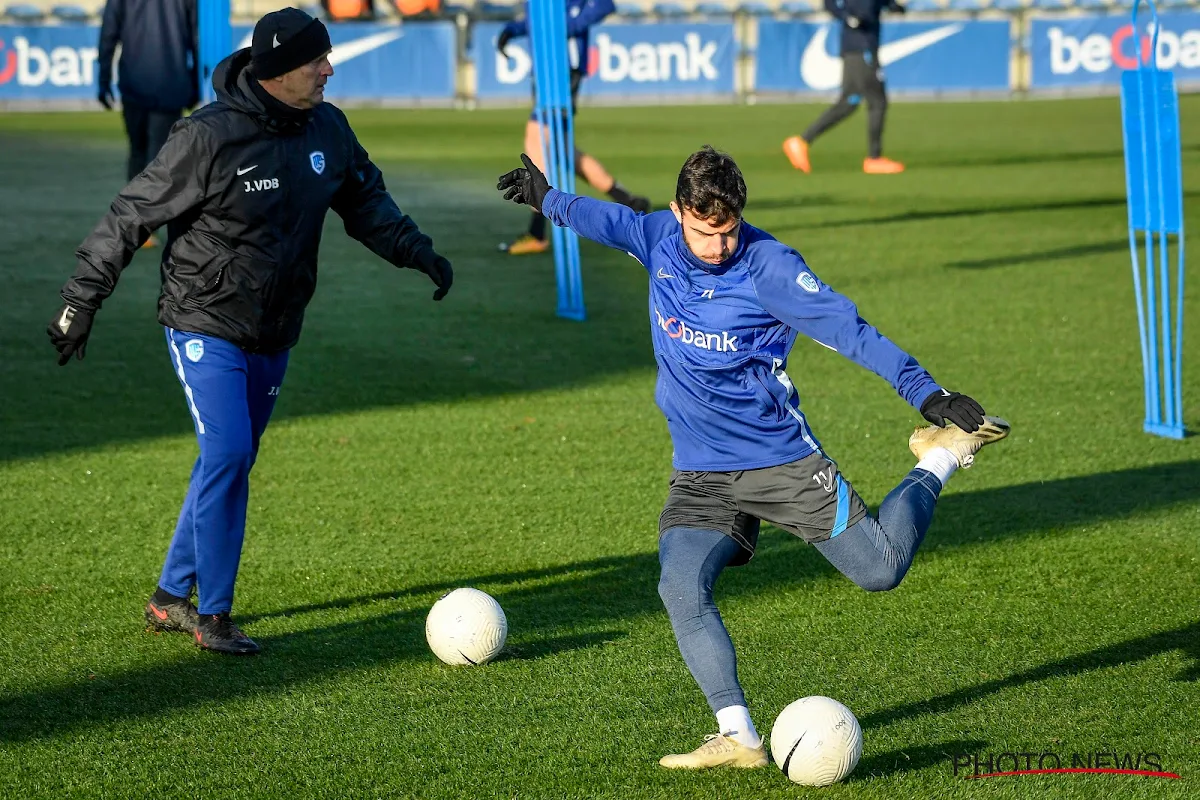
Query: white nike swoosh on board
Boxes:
[
  {"xmin": 799, "ymin": 23, "xmax": 964, "ymax": 91},
  {"xmin": 330, "ymin": 31, "xmax": 404, "ymax": 66},
  {"xmin": 235, "ymin": 31, "xmax": 403, "ymax": 67}
]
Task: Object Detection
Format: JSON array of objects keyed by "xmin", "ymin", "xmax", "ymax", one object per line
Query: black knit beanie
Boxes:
[{"xmin": 249, "ymin": 8, "xmax": 332, "ymax": 80}]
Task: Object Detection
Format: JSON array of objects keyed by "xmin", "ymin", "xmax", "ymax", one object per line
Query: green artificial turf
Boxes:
[{"xmin": 1, "ymin": 97, "xmax": 1198, "ymax": 799}]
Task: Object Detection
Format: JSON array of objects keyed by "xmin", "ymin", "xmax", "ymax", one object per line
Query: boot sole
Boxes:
[{"xmin": 193, "ymin": 630, "xmax": 261, "ymax": 655}]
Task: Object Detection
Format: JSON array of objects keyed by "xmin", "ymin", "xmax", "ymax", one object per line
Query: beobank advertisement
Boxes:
[
  {"xmin": 0, "ymin": 25, "xmax": 100, "ymax": 100},
  {"xmin": 0, "ymin": 22, "xmax": 456, "ymax": 101},
  {"xmin": 472, "ymin": 21, "xmax": 736, "ymax": 99},
  {"xmin": 1031, "ymin": 12, "xmax": 1200, "ymax": 88}
]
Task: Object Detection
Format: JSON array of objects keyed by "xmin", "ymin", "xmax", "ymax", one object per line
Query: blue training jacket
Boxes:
[
  {"xmin": 541, "ymin": 189, "xmax": 943, "ymax": 471},
  {"xmin": 502, "ymin": 0, "xmax": 616, "ymax": 72}
]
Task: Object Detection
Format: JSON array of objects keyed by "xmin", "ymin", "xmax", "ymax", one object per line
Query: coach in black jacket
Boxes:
[
  {"xmin": 49, "ymin": 8, "xmax": 453, "ymax": 655},
  {"xmin": 98, "ymin": 0, "xmax": 200, "ymax": 207}
]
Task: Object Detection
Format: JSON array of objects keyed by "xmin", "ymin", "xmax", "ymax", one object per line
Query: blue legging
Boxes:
[{"xmin": 657, "ymin": 468, "xmax": 942, "ymax": 713}]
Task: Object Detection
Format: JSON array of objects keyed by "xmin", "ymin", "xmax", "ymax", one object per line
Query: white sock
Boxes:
[
  {"xmin": 716, "ymin": 705, "xmax": 761, "ymax": 748},
  {"xmin": 916, "ymin": 447, "xmax": 959, "ymax": 486}
]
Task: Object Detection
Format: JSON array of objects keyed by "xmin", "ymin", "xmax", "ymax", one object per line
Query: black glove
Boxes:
[
  {"xmin": 846, "ymin": 14, "xmax": 861, "ymax": 28},
  {"xmin": 98, "ymin": 84, "xmax": 114, "ymax": 110},
  {"xmin": 497, "ymin": 28, "xmax": 514, "ymax": 56},
  {"xmin": 411, "ymin": 249, "xmax": 453, "ymax": 301},
  {"xmin": 47, "ymin": 303, "xmax": 95, "ymax": 366},
  {"xmin": 496, "ymin": 153, "xmax": 551, "ymax": 213},
  {"xmin": 920, "ymin": 389, "xmax": 986, "ymax": 433}
]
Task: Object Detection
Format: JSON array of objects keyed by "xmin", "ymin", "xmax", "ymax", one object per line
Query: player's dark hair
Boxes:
[{"xmin": 675, "ymin": 146, "xmax": 747, "ymax": 225}]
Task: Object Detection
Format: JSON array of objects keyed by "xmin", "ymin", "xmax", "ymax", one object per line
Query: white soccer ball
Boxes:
[
  {"xmin": 770, "ymin": 696, "xmax": 863, "ymax": 786},
  {"xmin": 425, "ymin": 588, "xmax": 508, "ymax": 666}
]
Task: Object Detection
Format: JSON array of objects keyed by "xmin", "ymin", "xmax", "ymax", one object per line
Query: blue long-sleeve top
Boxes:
[
  {"xmin": 541, "ymin": 189, "xmax": 942, "ymax": 471},
  {"xmin": 502, "ymin": 0, "xmax": 616, "ymax": 72}
]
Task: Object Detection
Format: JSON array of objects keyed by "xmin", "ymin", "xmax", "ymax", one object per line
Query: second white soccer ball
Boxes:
[
  {"xmin": 770, "ymin": 695, "xmax": 863, "ymax": 786},
  {"xmin": 425, "ymin": 587, "xmax": 508, "ymax": 666}
]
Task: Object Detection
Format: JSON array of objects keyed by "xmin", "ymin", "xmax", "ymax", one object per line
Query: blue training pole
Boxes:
[
  {"xmin": 528, "ymin": 0, "xmax": 586, "ymax": 321},
  {"xmin": 1121, "ymin": 0, "xmax": 1186, "ymax": 438},
  {"xmin": 198, "ymin": 0, "xmax": 231, "ymax": 106}
]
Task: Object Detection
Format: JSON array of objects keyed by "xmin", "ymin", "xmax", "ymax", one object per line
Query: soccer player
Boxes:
[
  {"xmin": 783, "ymin": 0, "xmax": 907, "ymax": 175},
  {"xmin": 496, "ymin": 0, "xmax": 651, "ymax": 255},
  {"xmin": 497, "ymin": 146, "xmax": 1009, "ymax": 767},
  {"xmin": 48, "ymin": 8, "xmax": 453, "ymax": 655}
]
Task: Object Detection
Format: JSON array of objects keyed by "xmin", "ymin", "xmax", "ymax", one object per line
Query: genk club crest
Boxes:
[{"xmin": 309, "ymin": 151, "xmax": 325, "ymax": 175}]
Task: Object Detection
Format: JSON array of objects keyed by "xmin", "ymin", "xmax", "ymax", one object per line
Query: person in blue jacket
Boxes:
[
  {"xmin": 98, "ymin": 0, "xmax": 199, "ymax": 247},
  {"xmin": 495, "ymin": 0, "xmax": 651, "ymax": 255},
  {"xmin": 497, "ymin": 146, "xmax": 1010, "ymax": 769}
]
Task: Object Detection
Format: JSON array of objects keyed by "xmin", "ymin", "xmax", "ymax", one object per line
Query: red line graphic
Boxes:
[{"xmin": 967, "ymin": 769, "xmax": 1181, "ymax": 780}]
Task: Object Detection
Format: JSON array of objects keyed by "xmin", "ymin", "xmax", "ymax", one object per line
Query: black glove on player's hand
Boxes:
[
  {"xmin": 47, "ymin": 303, "xmax": 95, "ymax": 366},
  {"xmin": 920, "ymin": 389, "xmax": 986, "ymax": 433},
  {"xmin": 497, "ymin": 153, "xmax": 551, "ymax": 213},
  {"xmin": 411, "ymin": 250, "xmax": 453, "ymax": 302}
]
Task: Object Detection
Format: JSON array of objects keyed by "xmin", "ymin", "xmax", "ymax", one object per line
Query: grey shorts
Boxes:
[{"xmin": 658, "ymin": 452, "xmax": 869, "ymax": 564}]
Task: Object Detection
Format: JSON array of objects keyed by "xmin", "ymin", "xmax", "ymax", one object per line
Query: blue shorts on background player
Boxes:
[
  {"xmin": 495, "ymin": 0, "xmax": 652, "ymax": 255},
  {"xmin": 497, "ymin": 146, "xmax": 1010, "ymax": 768}
]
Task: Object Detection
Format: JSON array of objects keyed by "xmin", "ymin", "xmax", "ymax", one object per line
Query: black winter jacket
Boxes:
[
  {"xmin": 62, "ymin": 49, "xmax": 439, "ymax": 354},
  {"xmin": 99, "ymin": 0, "xmax": 199, "ymax": 111}
]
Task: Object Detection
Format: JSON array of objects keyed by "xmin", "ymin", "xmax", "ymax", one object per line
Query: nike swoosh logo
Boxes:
[
  {"xmin": 236, "ymin": 165, "xmax": 257, "ymax": 175},
  {"xmin": 656, "ymin": 268, "xmax": 675, "ymax": 279},
  {"xmin": 149, "ymin": 604, "xmax": 169, "ymax": 621},
  {"xmin": 58, "ymin": 308, "xmax": 72, "ymax": 333},
  {"xmin": 235, "ymin": 31, "xmax": 404, "ymax": 67},
  {"xmin": 329, "ymin": 31, "xmax": 405, "ymax": 66},
  {"xmin": 799, "ymin": 24, "xmax": 964, "ymax": 91}
]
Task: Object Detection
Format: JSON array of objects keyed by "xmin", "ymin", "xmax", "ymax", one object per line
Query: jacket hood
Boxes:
[{"xmin": 212, "ymin": 48, "xmax": 313, "ymax": 135}]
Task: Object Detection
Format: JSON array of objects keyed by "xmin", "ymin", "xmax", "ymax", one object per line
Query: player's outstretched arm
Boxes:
[
  {"xmin": 50, "ymin": 118, "xmax": 212, "ymax": 366},
  {"xmin": 332, "ymin": 128, "xmax": 452, "ymax": 301},
  {"xmin": 750, "ymin": 248, "xmax": 989, "ymax": 431},
  {"xmin": 497, "ymin": 153, "xmax": 663, "ymax": 266}
]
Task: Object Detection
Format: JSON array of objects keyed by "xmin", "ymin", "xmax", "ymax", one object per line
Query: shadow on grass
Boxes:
[
  {"xmin": 852, "ymin": 740, "xmax": 991, "ymax": 781},
  {"xmin": 859, "ymin": 622, "xmax": 1200, "ymax": 735},
  {"xmin": 776, "ymin": 196, "xmax": 1131, "ymax": 231},
  {"xmin": 774, "ymin": 191, "xmax": 1200, "ymax": 232},
  {"xmin": 945, "ymin": 240, "xmax": 1129, "ymax": 270},
  {"xmin": 2, "ymin": 461, "xmax": 1199, "ymax": 742},
  {"xmin": 744, "ymin": 193, "xmax": 840, "ymax": 213},
  {"xmin": 924, "ymin": 149, "xmax": 1124, "ymax": 170}
]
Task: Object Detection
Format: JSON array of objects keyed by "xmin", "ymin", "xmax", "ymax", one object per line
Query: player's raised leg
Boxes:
[
  {"xmin": 500, "ymin": 120, "xmax": 650, "ymax": 254},
  {"xmin": 814, "ymin": 417, "xmax": 1010, "ymax": 590},
  {"xmin": 575, "ymin": 150, "xmax": 651, "ymax": 213},
  {"xmin": 656, "ymin": 526, "xmax": 769, "ymax": 770}
]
